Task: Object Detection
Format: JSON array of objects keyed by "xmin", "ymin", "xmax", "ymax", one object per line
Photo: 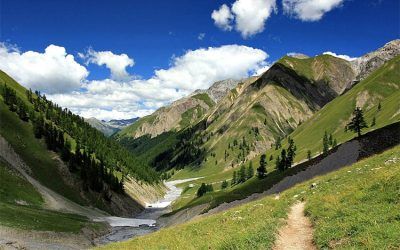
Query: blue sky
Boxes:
[{"xmin": 0, "ymin": 0, "xmax": 399, "ymax": 120}]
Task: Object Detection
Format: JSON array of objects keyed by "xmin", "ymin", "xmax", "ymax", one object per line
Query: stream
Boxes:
[{"xmin": 94, "ymin": 177, "xmax": 202, "ymax": 244}]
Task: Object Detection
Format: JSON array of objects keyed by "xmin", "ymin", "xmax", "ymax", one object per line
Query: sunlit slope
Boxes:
[
  {"xmin": 100, "ymin": 145, "xmax": 400, "ymax": 250},
  {"xmin": 269, "ymin": 55, "xmax": 400, "ymax": 162},
  {"xmin": 171, "ymin": 55, "xmax": 354, "ymax": 180}
]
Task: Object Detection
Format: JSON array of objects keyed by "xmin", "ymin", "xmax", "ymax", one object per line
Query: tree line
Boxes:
[{"xmin": 2, "ymin": 84, "xmax": 160, "ymax": 195}]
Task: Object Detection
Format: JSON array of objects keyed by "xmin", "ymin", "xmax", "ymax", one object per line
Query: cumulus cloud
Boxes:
[
  {"xmin": 66, "ymin": 45, "xmax": 268, "ymax": 120},
  {"xmin": 211, "ymin": 4, "xmax": 234, "ymax": 31},
  {"xmin": 154, "ymin": 45, "xmax": 268, "ymax": 91},
  {"xmin": 212, "ymin": 0, "xmax": 276, "ymax": 38},
  {"xmin": 79, "ymin": 48, "xmax": 134, "ymax": 81},
  {"xmin": 0, "ymin": 43, "xmax": 88, "ymax": 93},
  {"xmin": 1, "ymin": 43, "xmax": 269, "ymax": 120},
  {"xmin": 283, "ymin": 0, "xmax": 344, "ymax": 21},
  {"xmin": 323, "ymin": 51, "xmax": 357, "ymax": 61},
  {"xmin": 231, "ymin": 0, "xmax": 277, "ymax": 38}
]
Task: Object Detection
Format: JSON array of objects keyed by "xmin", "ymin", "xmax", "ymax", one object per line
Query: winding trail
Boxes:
[{"xmin": 274, "ymin": 202, "xmax": 316, "ymax": 250}]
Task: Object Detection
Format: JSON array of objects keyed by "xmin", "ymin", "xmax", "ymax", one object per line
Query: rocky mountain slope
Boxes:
[
  {"xmin": 351, "ymin": 39, "xmax": 400, "ymax": 82},
  {"xmin": 116, "ymin": 40, "xmax": 400, "ymax": 181},
  {"xmin": 86, "ymin": 117, "xmax": 139, "ymax": 136},
  {"xmin": 116, "ymin": 79, "xmax": 240, "ymax": 140}
]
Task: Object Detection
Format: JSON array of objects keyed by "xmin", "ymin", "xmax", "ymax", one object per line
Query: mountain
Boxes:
[
  {"xmin": 351, "ymin": 39, "xmax": 400, "ymax": 82},
  {"xmin": 191, "ymin": 79, "xmax": 241, "ymax": 103},
  {"xmin": 86, "ymin": 117, "xmax": 139, "ymax": 136},
  {"xmin": 164, "ymin": 44, "xmax": 400, "ymax": 214},
  {"xmin": 106, "ymin": 117, "xmax": 139, "ymax": 128},
  {"xmin": 0, "ymin": 70, "xmax": 163, "ymax": 218},
  {"xmin": 116, "ymin": 40, "xmax": 400, "ymax": 193},
  {"xmin": 116, "ymin": 79, "xmax": 240, "ymax": 140}
]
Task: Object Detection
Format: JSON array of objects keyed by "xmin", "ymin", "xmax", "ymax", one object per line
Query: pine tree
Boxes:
[
  {"xmin": 307, "ymin": 150, "xmax": 312, "ymax": 161},
  {"xmin": 257, "ymin": 154, "xmax": 267, "ymax": 178},
  {"xmin": 378, "ymin": 102, "xmax": 381, "ymax": 111},
  {"xmin": 277, "ymin": 149, "xmax": 287, "ymax": 171},
  {"xmin": 371, "ymin": 117, "xmax": 376, "ymax": 127},
  {"xmin": 221, "ymin": 180, "xmax": 228, "ymax": 189},
  {"xmin": 247, "ymin": 161, "xmax": 254, "ymax": 179},
  {"xmin": 322, "ymin": 131, "xmax": 329, "ymax": 155},
  {"xmin": 346, "ymin": 107, "xmax": 368, "ymax": 136},
  {"xmin": 33, "ymin": 114, "xmax": 44, "ymax": 138},
  {"xmin": 286, "ymin": 138, "xmax": 296, "ymax": 169},
  {"xmin": 332, "ymin": 139, "xmax": 337, "ymax": 148},
  {"xmin": 328, "ymin": 134, "xmax": 333, "ymax": 146},
  {"xmin": 232, "ymin": 171, "xmax": 237, "ymax": 185},
  {"xmin": 239, "ymin": 165, "xmax": 246, "ymax": 183}
]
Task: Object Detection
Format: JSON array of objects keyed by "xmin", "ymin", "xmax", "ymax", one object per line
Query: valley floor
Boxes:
[{"xmin": 98, "ymin": 145, "xmax": 400, "ymax": 249}]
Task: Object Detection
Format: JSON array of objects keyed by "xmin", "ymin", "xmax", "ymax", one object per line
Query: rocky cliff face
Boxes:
[
  {"xmin": 118, "ymin": 79, "xmax": 240, "ymax": 139},
  {"xmin": 351, "ymin": 39, "xmax": 400, "ymax": 82},
  {"xmin": 192, "ymin": 79, "xmax": 241, "ymax": 103}
]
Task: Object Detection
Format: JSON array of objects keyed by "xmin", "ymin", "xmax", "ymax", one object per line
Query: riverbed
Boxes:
[{"xmin": 94, "ymin": 177, "xmax": 202, "ymax": 244}]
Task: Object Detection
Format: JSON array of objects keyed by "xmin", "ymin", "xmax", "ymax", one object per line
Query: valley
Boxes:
[{"xmin": 0, "ymin": 39, "xmax": 399, "ymax": 250}]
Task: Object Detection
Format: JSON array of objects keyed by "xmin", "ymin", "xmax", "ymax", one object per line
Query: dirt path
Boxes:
[{"xmin": 274, "ymin": 202, "xmax": 316, "ymax": 250}]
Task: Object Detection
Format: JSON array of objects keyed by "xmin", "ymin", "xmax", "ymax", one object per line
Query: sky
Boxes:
[{"xmin": 0, "ymin": 0, "xmax": 399, "ymax": 120}]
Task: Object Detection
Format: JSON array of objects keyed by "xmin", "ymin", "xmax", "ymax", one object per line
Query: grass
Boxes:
[
  {"xmin": 0, "ymin": 157, "xmax": 102, "ymax": 232},
  {"xmin": 0, "ymin": 158, "xmax": 43, "ymax": 206},
  {"xmin": 171, "ymin": 55, "xmax": 400, "ymax": 211},
  {"xmin": 99, "ymin": 145, "xmax": 400, "ymax": 249},
  {"xmin": 0, "ymin": 101, "xmax": 87, "ymax": 205},
  {"xmin": 192, "ymin": 93, "xmax": 215, "ymax": 108}
]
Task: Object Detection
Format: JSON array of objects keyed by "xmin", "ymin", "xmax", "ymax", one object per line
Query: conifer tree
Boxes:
[
  {"xmin": 346, "ymin": 107, "xmax": 368, "ymax": 137},
  {"xmin": 232, "ymin": 171, "xmax": 237, "ymax": 186},
  {"xmin": 322, "ymin": 131, "xmax": 329, "ymax": 155},
  {"xmin": 239, "ymin": 165, "xmax": 246, "ymax": 183},
  {"xmin": 221, "ymin": 180, "xmax": 228, "ymax": 189},
  {"xmin": 257, "ymin": 154, "xmax": 267, "ymax": 178},
  {"xmin": 247, "ymin": 161, "xmax": 254, "ymax": 179}
]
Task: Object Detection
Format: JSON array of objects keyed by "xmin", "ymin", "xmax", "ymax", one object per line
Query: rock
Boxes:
[{"xmin": 310, "ymin": 183, "xmax": 317, "ymax": 189}]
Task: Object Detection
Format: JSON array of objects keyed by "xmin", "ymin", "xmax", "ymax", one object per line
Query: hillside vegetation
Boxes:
[
  {"xmin": 0, "ymin": 70, "xmax": 159, "ymax": 216},
  {"xmin": 100, "ymin": 145, "xmax": 400, "ymax": 249},
  {"xmin": 0, "ymin": 157, "xmax": 100, "ymax": 232},
  {"xmin": 151, "ymin": 51, "xmax": 399, "ymax": 213}
]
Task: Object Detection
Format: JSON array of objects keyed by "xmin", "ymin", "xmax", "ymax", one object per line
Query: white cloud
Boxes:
[
  {"xmin": 0, "ymin": 43, "xmax": 88, "ymax": 93},
  {"xmin": 283, "ymin": 0, "xmax": 344, "ymax": 21},
  {"xmin": 198, "ymin": 33, "xmax": 206, "ymax": 40},
  {"xmin": 231, "ymin": 0, "xmax": 277, "ymax": 38},
  {"xmin": 212, "ymin": 0, "xmax": 276, "ymax": 38},
  {"xmin": 1, "ymin": 42, "xmax": 269, "ymax": 121},
  {"xmin": 80, "ymin": 48, "xmax": 134, "ymax": 81},
  {"xmin": 323, "ymin": 51, "xmax": 357, "ymax": 61},
  {"xmin": 154, "ymin": 45, "xmax": 268, "ymax": 91},
  {"xmin": 253, "ymin": 63, "xmax": 271, "ymax": 76},
  {"xmin": 211, "ymin": 4, "xmax": 234, "ymax": 31},
  {"xmin": 67, "ymin": 45, "xmax": 268, "ymax": 120}
]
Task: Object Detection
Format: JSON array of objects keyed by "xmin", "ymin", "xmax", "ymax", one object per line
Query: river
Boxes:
[{"xmin": 94, "ymin": 177, "xmax": 202, "ymax": 244}]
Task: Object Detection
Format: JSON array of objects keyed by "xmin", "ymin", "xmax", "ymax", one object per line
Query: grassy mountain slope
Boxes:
[
  {"xmin": 0, "ymin": 156, "xmax": 100, "ymax": 232},
  {"xmin": 267, "ymin": 55, "xmax": 400, "ymax": 163},
  {"xmin": 100, "ymin": 145, "xmax": 400, "ymax": 250},
  {"xmin": 117, "ymin": 93, "xmax": 215, "ymax": 139},
  {"xmin": 169, "ymin": 55, "xmax": 353, "ymax": 178},
  {"xmin": 0, "ymin": 70, "xmax": 162, "ymax": 216},
  {"xmin": 167, "ymin": 55, "xmax": 400, "ymax": 212}
]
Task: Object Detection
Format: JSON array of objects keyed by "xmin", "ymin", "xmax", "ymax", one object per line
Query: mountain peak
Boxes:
[{"xmin": 351, "ymin": 39, "xmax": 400, "ymax": 81}]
